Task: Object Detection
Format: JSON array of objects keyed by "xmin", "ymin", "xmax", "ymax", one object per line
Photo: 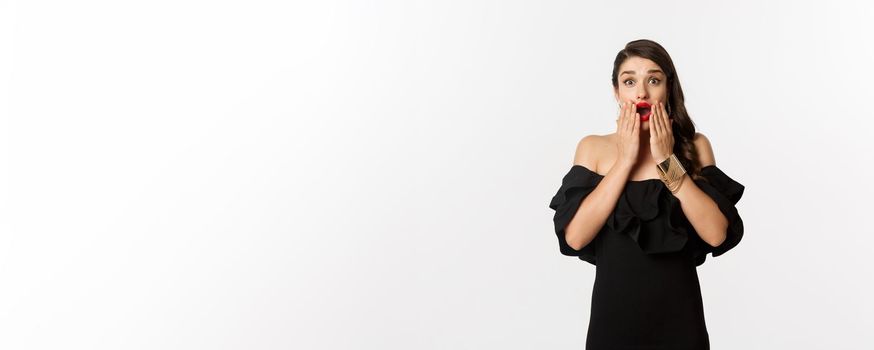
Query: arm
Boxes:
[
  {"xmin": 563, "ymin": 136, "xmax": 633, "ymax": 250},
  {"xmin": 671, "ymin": 133, "xmax": 728, "ymax": 247}
]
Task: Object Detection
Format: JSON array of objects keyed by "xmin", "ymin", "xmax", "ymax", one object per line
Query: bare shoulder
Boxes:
[
  {"xmin": 573, "ymin": 134, "xmax": 611, "ymax": 171},
  {"xmin": 693, "ymin": 132, "xmax": 716, "ymax": 167}
]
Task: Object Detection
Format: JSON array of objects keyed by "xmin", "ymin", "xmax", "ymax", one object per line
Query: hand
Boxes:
[
  {"xmin": 649, "ymin": 101, "xmax": 675, "ymax": 163},
  {"xmin": 615, "ymin": 101, "xmax": 640, "ymax": 168}
]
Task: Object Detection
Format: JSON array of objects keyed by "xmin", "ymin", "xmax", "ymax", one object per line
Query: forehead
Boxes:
[{"xmin": 619, "ymin": 56, "xmax": 663, "ymax": 75}]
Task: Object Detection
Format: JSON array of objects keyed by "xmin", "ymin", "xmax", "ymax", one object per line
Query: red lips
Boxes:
[{"xmin": 635, "ymin": 101, "xmax": 653, "ymax": 121}]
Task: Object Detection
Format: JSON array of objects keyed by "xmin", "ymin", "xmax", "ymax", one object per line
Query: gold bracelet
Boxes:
[{"xmin": 656, "ymin": 154, "xmax": 687, "ymax": 194}]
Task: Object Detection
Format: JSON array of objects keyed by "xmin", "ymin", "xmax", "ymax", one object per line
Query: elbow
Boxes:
[
  {"xmin": 706, "ymin": 222, "xmax": 730, "ymax": 248},
  {"xmin": 565, "ymin": 232, "xmax": 583, "ymax": 251},
  {"xmin": 567, "ymin": 238, "xmax": 586, "ymax": 251},
  {"xmin": 708, "ymin": 234, "xmax": 726, "ymax": 248},
  {"xmin": 706, "ymin": 213, "xmax": 731, "ymax": 247},
  {"xmin": 564, "ymin": 226, "xmax": 588, "ymax": 251},
  {"xmin": 565, "ymin": 229, "xmax": 593, "ymax": 251}
]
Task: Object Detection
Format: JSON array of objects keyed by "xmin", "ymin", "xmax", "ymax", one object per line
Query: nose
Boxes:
[{"xmin": 636, "ymin": 85, "xmax": 648, "ymax": 100}]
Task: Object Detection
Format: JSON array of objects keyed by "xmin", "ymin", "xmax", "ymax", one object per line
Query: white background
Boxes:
[{"xmin": 2, "ymin": 0, "xmax": 873, "ymax": 349}]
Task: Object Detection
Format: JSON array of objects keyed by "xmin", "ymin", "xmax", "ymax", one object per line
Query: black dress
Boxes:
[{"xmin": 548, "ymin": 164, "xmax": 745, "ymax": 350}]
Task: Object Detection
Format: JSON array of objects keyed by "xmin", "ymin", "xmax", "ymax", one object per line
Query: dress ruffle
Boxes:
[
  {"xmin": 548, "ymin": 164, "xmax": 745, "ymax": 266},
  {"xmin": 548, "ymin": 165, "xmax": 602, "ymax": 265},
  {"xmin": 689, "ymin": 165, "xmax": 746, "ymax": 265}
]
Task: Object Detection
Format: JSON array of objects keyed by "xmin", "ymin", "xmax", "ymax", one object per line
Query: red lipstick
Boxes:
[{"xmin": 635, "ymin": 102, "xmax": 652, "ymax": 121}]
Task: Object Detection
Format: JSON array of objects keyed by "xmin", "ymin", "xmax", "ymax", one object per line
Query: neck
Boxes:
[
  {"xmin": 636, "ymin": 129, "xmax": 654, "ymax": 165},
  {"xmin": 638, "ymin": 129, "xmax": 651, "ymax": 149}
]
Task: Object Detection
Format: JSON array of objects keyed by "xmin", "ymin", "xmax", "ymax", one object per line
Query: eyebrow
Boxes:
[{"xmin": 620, "ymin": 69, "xmax": 665, "ymax": 76}]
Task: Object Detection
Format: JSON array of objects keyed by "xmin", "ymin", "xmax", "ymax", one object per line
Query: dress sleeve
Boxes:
[
  {"xmin": 548, "ymin": 165, "xmax": 603, "ymax": 265},
  {"xmin": 691, "ymin": 165, "xmax": 746, "ymax": 259}
]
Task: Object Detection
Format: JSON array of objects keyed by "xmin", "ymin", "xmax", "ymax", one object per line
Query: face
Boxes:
[{"xmin": 614, "ymin": 56, "xmax": 669, "ymax": 130}]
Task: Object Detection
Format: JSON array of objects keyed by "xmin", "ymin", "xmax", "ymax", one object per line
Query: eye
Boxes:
[
  {"xmin": 623, "ymin": 79, "xmax": 634, "ymax": 86},
  {"xmin": 649, "ymin": 78, "xmax": 661, "ymax": 85}
]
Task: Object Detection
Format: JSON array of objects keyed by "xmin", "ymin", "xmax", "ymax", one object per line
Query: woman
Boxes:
[{"xmin": 548, "ymin": 39, "xmax": 745, "ymax": 349}]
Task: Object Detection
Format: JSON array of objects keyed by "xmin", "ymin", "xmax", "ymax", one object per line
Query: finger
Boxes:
[
  {"xmin": 659, "ymin": 102, "xmax": 669, "ymax": 136},
  {"xmin": 625, "ymin": 102, "xmax": 634, "ymax": 135},
  {"xmin": 619, "ymin": 102, "xmax": 626, "ymax": 130},
  {"xmin": 633, "ymin": 110, "xmax": 640, "ymax": 137},
  {"xmin": 624, "ymin": 102, "xmax": 632, "ymax": 134},
  {"xmin": 657, "ymin": 102, "xmax": 667, "ymax": 136},
  {"xmin": 651, "ymin": 102, "xmax": 660, "ymax": 139},
  {"xmin": 617, "ymin": 102, "xmax": 624, "ymax": 127},
  {"xmin": 616, "ymin": 103, "xmax": 625, "ymax": 136},
  {"xmin": 663, "ymin": 102, "xmax": 673, "ymax": 132}
]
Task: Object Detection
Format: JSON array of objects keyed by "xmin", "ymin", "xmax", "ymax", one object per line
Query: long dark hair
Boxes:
[{"xmin": 611, "ymin": 39, "xmax": 704, "ymax": 180}]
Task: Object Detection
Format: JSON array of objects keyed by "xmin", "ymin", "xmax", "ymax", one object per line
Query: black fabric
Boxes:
[{"xmin": 548, "ymin": 164, "xmax": 745, "ymax": 349}]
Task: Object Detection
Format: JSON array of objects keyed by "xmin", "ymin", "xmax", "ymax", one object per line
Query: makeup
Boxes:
[{"xmin": 635, "ymin": 101, "xmax": 652, "ymax": 121}]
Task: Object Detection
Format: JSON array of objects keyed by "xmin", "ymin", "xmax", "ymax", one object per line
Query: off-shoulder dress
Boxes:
[{"xmin": 548, "ymin": 164, "xmax": 745, "ymax": 350}]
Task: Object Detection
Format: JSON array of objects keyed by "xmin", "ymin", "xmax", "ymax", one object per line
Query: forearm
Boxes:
[
  {"xmin": 564, "ymin": 163, "xmax": 633, "ymax": 250},
  {"xmin": 672, "ymin": 174, "xmax": 729, "ymax": 247}
]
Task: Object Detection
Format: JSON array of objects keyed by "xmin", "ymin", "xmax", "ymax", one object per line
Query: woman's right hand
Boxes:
[{"xmin": 615, "ymin": 101, "xmax": 640, "ymax": 169}]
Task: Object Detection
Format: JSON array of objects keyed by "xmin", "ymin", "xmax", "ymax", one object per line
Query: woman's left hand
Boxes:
[{"xmin": 649, "ymin": 101, "xmax": 675, "ymax": 163}]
